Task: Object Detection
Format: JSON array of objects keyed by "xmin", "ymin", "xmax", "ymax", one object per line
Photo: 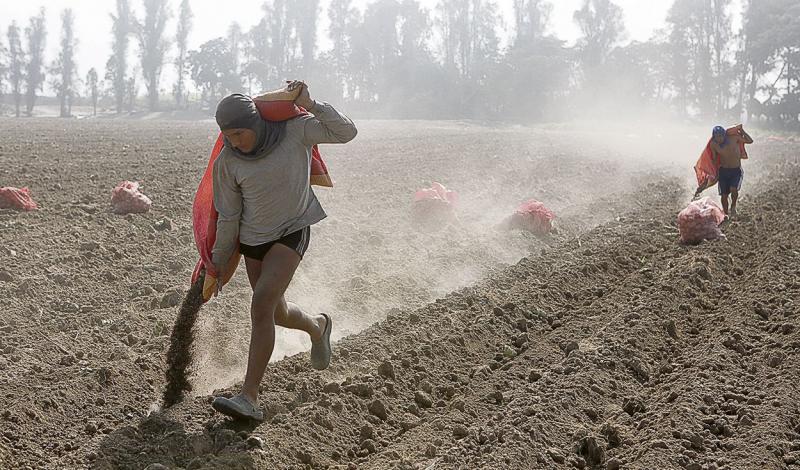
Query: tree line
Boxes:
[{"xmin": 0, "ymin": 0, "xmax": 798, "ymax": 127}]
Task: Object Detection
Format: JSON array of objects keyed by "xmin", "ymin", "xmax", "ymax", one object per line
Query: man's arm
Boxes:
[
  {"xmin": 740, "ymin": 129, "xmax": 754, "ymax": 144},
  {"xmin": 211, "ymin": 155, "xmax": 242, "ymax": 278}
]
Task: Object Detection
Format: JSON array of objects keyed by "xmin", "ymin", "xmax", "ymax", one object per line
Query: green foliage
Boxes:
[{"xmin": 188, "ymin": 37, "xmax": 241, "ymax": 109}]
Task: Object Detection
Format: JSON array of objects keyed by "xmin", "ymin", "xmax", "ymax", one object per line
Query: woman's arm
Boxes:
[
  {"xmin": 301, "ymin": 101, "xmax": 358, "ymax": 145},
  {"xmin": 211, "ymin": 155, "xmax": 242, "ymax": 277},
  {"xmin": 290, "ymin": 81, "xmax": 357, "ymax": 146}
]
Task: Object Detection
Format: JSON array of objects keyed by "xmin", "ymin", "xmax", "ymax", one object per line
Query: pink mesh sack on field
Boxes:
[
  {"xmin": 509, "ymin": 199, "xmax": 555, "ymax": 235},
  {"xmin": 0, "ymin": 187, "xmax": 38, "ymax": 211},
  {"xmin": 111, "ymin": 181, "xmax": 152, "ymax": 214},
  {"xmin": 677, "ymin": 197, "xmax": 726, "ymax": 244},
  {"xmin": 414, "ymin": 182, "xmax": 458, "ymax": 206},
  {"xmin": 412, "ymin": 182, "xmax": 458, "ymax": 229}
]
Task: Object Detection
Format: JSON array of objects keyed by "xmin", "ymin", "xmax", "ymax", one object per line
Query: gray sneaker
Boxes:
[
  {"xmin": 310, "ymin": 313, "xmax": 332, "ymax": 370},
  {"xmin": 211, "ymin": 394, "xmax": 264, "ymax": 421}
]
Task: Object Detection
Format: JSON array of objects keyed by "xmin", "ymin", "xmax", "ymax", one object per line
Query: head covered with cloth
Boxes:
[{"xmin": 215, "ymin": 93, "xmax": 287, "ymax": 158}]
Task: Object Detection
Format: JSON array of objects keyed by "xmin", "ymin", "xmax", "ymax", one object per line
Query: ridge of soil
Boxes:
[{"xmin": 93, "ymin": 160, "xmax": 799, "ymax": 469}]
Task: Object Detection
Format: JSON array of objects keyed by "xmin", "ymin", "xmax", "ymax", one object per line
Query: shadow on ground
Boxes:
[{"xmin": 93, "ymin": 407, "xmax": 260, "ymax": 470}]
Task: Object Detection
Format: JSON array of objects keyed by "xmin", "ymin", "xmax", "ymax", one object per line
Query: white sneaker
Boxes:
[
  {"xmin": 310, "ymin": 313, "xmax": 332, "ymax": 370},
  {"xmin": 211, "ymin": 394, "xmax": 264, "ymax": 421}
]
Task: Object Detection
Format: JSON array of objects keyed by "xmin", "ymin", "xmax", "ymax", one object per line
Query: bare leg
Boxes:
[
  {"xmin": 721, "ymin": 193, "xmax": 730, "ymax": 215},
  {"xmin": 240, "ymin": 244, "xmax": 301, "ymax": 404},
  {"xmin": 275, "ymin": 299, "xmax": 325, "ymax": 341},
  {"xmin": 244, "ymin": 256, "xmax": 325, "ymax": 340},
  {"xmin": 730, "ymin": 188, "xmax": 739, "ymax": 215}
]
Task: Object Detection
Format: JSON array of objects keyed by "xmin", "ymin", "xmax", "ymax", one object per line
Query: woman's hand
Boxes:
[
  {"xmin": 205, "ymin": 261, "xmax": 219, "ymax": 278},
  {"xmin": 205, "ymin": 262, "xmax": 225, "ymax": 297},
  {"xmin": 287, "ymin": 80, "xmax": 314, "ymax": 110},
  {"xmin": 214, "ymin": 277, "xmax": 223, "ymax": 297}
]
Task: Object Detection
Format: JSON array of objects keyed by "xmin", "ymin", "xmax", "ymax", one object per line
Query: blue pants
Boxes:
[{"xmin": 718, "ymin": 167, "xmax": 743, "ymax": 195}]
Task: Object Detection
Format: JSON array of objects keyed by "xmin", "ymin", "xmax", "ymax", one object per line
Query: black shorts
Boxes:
[{"xmin": 239, "ymin": 226, "xmax": 311, "ymax": 261}]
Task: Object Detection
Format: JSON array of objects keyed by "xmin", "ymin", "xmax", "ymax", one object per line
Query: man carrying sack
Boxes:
[{"xmin": 693, "ymin": 124, "xmax": 753, "ymax": 219}]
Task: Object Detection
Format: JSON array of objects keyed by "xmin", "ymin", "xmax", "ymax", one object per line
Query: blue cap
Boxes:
[{"xmin": 712, "ymin": 126, "xmax": 726, "ymax": 136}]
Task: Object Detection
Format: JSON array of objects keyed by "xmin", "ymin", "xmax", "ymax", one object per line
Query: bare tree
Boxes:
[
  {"xmin": 437, "ymin": 0, "xmax": 467, "ymax": 73},
  {"xmin": 243, "ymin": 20, "xmax": 269, "ymax": 93},
  {"xmin": 245, "ymin": 0, "xmax": 296, "ymax": 89},
  {"xmin": 108, "ymin": 0, "xmax": 132, "ymax": 114},
  {"xmin": 513, "ymin": 0, "xmax": 552, "ymax": 44},
  {"xmin": 437, "ymin": 0, "xmax": 499, "ymax": 79},
  {"xmin": 0, "ymin": 35, "xmax": 5, "ymax": 91},
  {"xmin": 135, "ymin": 0, "xmax": 171, "ymax": 111},
  {"xmin": 360, "ymin": 0, "xmax": 401, "ymax": 101},
  {"xmin": 399, "ymin": 0, "xmax": 431, "ymax": 60},
  {"xmin": 293, "ymin": 0, "xmax": 319, "ymax": 76},
  {"xmin": 24, "ymin": 8, "xmax": 47, "ymax": 117},
  {"xmin": 328, "ymin": 0, "xmax": 358, "ymax": 97},
  {"xmin": 266, "ymin": 0, "xmax": 291, "ymax": 82},
  {"xmin": 126, "ymin": 72, "xmax": 138, "ymax": 113},
  {"xmin": 228, "ymin": 21, "xmax": 242, "ymax": 77},
  {"xmin": 86, "ymin": 68, "xmax": 99, "ymax": 116},
  {"xmin": 6, "ymin": 22, "xmax": 24, "ymax": 117},
  {"xmin": 52, "ymin": 9, "xmax": 78, "ymax": 118},
  {"xmin": 0, "ymin": 36, "xmax": 7, "ymax": 106},
  {"xmin": 173, "ymin": 0, "xmax": 193, "ymax": 108}
]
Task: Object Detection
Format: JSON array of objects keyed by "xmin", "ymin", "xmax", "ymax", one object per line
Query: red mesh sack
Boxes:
[
  {"xmin": 509, "ymin": 199, "xmax": 555, "ymax": 235},
  {"xmin": 111, "ymin": 181, "xmax": 152, "ymax": 214},
  {"xmin": 0, "ymin": 187, "xmax": 38, "ymax": 211},
  {"xmin": 411, "ymin": 182, "xmax": 458, "ymax": 230},
  {"xmin": 678, "ymin": 197, "xmax": 726, "ymax": 244}
]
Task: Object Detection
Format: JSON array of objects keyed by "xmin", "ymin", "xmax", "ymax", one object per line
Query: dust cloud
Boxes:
[{"xmin": 188, "ymin": 117, "xmax": 715, "ymax": 396}]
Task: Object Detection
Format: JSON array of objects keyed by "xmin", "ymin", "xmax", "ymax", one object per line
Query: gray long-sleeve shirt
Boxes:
[{"xmin": 211, "ymin": 101, "xmax": 357, "ymax": 268}]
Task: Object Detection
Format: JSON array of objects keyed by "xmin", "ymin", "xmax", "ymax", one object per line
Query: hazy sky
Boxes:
[{"xmin": 1, "ymin": 0, "xmax": 736, "ymax": 92}]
